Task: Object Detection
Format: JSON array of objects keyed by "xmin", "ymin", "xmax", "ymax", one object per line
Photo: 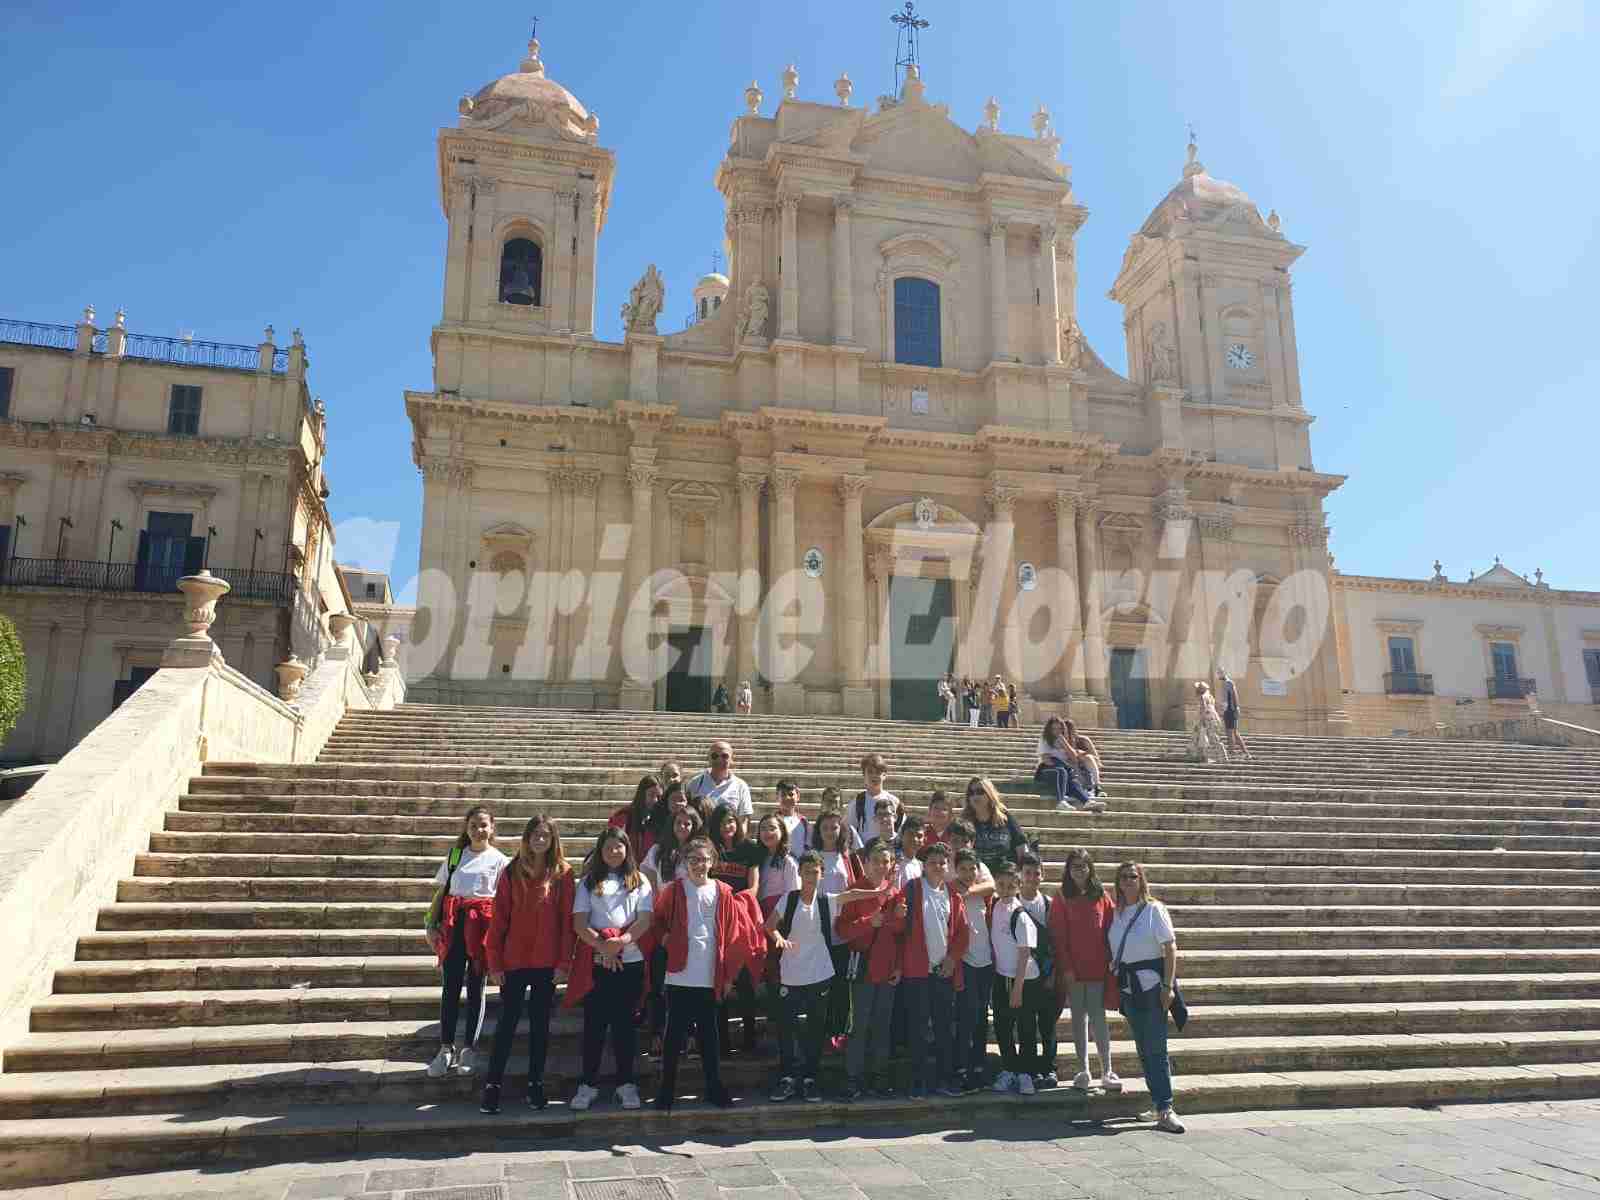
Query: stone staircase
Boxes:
[{"xmin": 3, "ymin": 704, "xmax": 1600, "ymax": 1183}]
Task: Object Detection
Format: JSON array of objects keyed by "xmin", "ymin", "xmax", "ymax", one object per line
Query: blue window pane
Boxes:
[{"xmin": 894, "ymin": 277, "xmax": 941, "ymax": 367}]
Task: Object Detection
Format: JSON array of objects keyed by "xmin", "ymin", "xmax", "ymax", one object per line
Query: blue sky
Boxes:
[{"xmin": 2, "ymin": 2, "xmax": 1595, "ymax": 602}]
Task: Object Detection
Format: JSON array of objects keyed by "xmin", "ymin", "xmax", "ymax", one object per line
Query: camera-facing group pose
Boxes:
[{"xmin": 420, "ymin": 732, "xmax": 1185, "ymax": 1132}]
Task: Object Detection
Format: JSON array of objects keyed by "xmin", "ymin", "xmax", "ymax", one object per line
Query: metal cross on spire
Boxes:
[
  {"xmin": 530, "ymin": 16, "xmax": 538, "ymax": 39},
  {"xmin": 891, "ymin": 1, "xmax": 930, "ymax": 94}
]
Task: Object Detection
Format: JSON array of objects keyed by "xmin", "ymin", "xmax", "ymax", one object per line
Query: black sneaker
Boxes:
[
  {"xmin": 770, "ymin": 1076, "xmax": 797, "ymax": 1103},
  {"xmin": 842, "ymin": 1079, "xmax": 864, "ymax": 1103},
  {"xmin": 908, "ymin": 1083, "xmax": 927, "ymax": 1100},
  {"xmin": 962, "ymin": 1073, "xmax": 984, "ymax": 1094},
  {"xmin": 874, "ymin": 1082, "xmax": 899, "ymax": 1100},
  {"xmin": 652, "ymin": 1093, "xmax": 674, "ymax": 1112},
  {"xmin": 526, "ymin": 1082, "xmax": 547, "ymax": 1110},
  {"xmin": 707, "ymin": 1087, "xmax": 736, "ymax": 1109},
  {"xmin": 802, "ymin": 1078, "xmax": 822, "ymax": 1104},
  {"xmin": 479, "ymin": 1082, "xmax": 502, "ymax": 1114}
]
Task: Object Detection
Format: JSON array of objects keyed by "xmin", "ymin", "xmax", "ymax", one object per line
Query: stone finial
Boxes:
[
  {"xmin": 458, "ymin": 94, "xmax": 475, "ymax": 117},
  {"xmin": 82, "ymin": 305, "xmax": 96, "ymax": 325},
  {"xmin": 1431, "ymin": 558, "xmax": 1445, "ymax": 582},
  {"xmin": 162, "ymin": 569, "xmax": 231, "ymax": 667},
  {"xmin": 114, "ymin": 309, "xmax": 127, "ymax": 330},
  {"xmin": 275, "ymin": 655, "xmax": 308, "ymax": 702},
  {"xmin": 983, "ymin": 96, "xmax": 1000, "ymax": 131},
  {"xmin": 382, "ymin": 634, "xmax": 401, "ymax": 667},
  {"xmin": 834, "ymin": 71, "xmax": 853, "ymax": 106},
  {"xmin": 292, "ymin": 327, "xmax": 305, "ymax": 348},
  {"xmin": 263, "ymin": 324, "xmax": 275, "ymax": 344},
  {"xmin": 1267, "ymin": 209, "xmax": 1281, "ymax": 233},
  {"xmin": 1494, "ymin": 554, "xmax": 1501, "ymax": 565},
  {"xmin": 1031, "ymin": 103, "xmax": 1051, "ymax": 138},
  {"xmin": 1184, "ymin": 135, "xmax": 1205, "ymax": 178},
  {"xmin": 328, "ymin": 613, "xmax": 357, "ymax": 646},
  {"xmin": 744, "ymin": 80, "xmax": 764, "ymax": 116},
  {"xmin": 901, "ymin": 63, "xmax": 926, "ymax": 103},
  {"xmin": 781, "ymin": 63, "xmax": 799, "ymax": 101},
  {"xmin": 1535, "ymin": 567, "xmax": 1545, "ymax": 586},
  {"xmin": 520, "ymin": 36, "xmax": 544, "ymax": 77}
]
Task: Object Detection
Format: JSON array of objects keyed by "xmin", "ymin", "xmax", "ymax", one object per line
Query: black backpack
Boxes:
[
  {"xmin": 1009, "ymin": 903, "xmax": 1055, "ymax": 982},
  {"xmin": 854, "ymin": 791, "xmax": 905, "ymax": 836},
  {"xmin": 778, "ymin": 890, "xmax": 834, "ymax": 955}
]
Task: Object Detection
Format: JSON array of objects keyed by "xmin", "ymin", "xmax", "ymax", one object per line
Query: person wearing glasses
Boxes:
[
  {"xmin": 1108, "ymin": 861, "xmax": 1184, "ymax": 1132},
  {"xmin": 687, "ymin": 740, "xmax": 754, "ymax": 837}
]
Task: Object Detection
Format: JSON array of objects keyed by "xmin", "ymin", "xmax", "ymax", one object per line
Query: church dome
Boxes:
[
  {"xmin": 692, "ymin": 271, "xmax": 730, "ymax": 323},
  {"xmin": 457, "ymin": 35, "xmax": 599, "ymax": 143},
  {"xmin": 1138, "ymin": 140, "xmax": 1274, "ymax": 238}
]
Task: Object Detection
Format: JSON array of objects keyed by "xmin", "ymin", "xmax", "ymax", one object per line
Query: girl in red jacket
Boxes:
[
  {"xmin": 898, "ymin": 841, "xmax": 970, "ymax": 1099},
  {"xmin": 1051, "ymin": 846, "xmax": 1121, "ymax": 1092},
  {"xmin": 836, "ymin": 840, "xmax": 907, "ymax": 1101},
  {"xmin": 480, "ymin": 815, "xmax": 575, "ymax": 1113},
  {"xmin": 648, "ymin": 835, "xmax": 753, "ymax": 1111}
]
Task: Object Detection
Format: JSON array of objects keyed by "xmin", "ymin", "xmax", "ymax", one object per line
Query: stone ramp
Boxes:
[{"xmin": 2, "ymin": 704, "xmax": 1599, "ymax": 1184}]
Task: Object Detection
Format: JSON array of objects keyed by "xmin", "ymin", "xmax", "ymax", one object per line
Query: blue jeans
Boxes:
[
  {"xmin": 1035, "ymin": 763, "xmax": 1092, "ymax": 808},
  {"xmin": 1123, "ymin": 987, "xmax": 1174, "ymax": 1112},
  {"xmin": 902, "ymin": 974, "xmax": 957, "ymax": 1088}
]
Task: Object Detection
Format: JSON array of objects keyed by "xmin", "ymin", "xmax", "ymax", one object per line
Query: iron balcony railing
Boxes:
[
  {"xmin": 0, "ymin": 319, "xmax": 76, "ymax": 351},
  {"xmin": 1384, "ymin": 671, "xmax": 1434, "ymax": 696},
  {"xmin": 1486, "ymin": 675, "xmax": 1537, "ymax": 701},
  {"xmin": 0, "ymin": 321, "xmax": 289, "ymax": 375},
  {"xmin": 0, "ymin": 557, "xmax": 296, "ymax": 603}
]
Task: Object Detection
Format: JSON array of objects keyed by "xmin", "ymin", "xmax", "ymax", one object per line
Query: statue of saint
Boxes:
[{"xmin": 620, "ymin": 264, "xmax": 665, "ymax": 333}]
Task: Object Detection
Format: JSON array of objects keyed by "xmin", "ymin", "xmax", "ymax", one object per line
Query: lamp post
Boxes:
[
  {"xmin": 205, "ymin": 525, "xmax": 218, "ymax": 569},
  {"xmin": 5, "ymin": 514, "xmax": 22, "ymax": 583},
  {"xmin": 56, "ymin": 515, "xmax": 73, "ymax": 562},
  {"xmin": 108, "ymin": 518, "xmax": 124, "ymax": 590},
  {"xmin": 249, "ymin": 527, "xmax": 263, "ymax": 599}
]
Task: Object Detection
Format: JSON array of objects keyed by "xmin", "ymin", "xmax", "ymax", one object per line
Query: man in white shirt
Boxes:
[
  {"xmin": 764, "ymin": 851, "xmax": 836, "ymax": 1103},
  {"xmin": 687, "ymin": 740, "xmax": 754, "ymax": 835}
]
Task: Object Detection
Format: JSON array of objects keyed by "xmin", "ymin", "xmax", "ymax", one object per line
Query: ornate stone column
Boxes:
[
  {"xmin": 620, "ymin": 458, "xmax": 658, "ymax": 709},
  {"xmin": 1289, "ymin": 514, "xmax": 1351, "ymax": 733},
  {"xmin": 1195, "ymin": 512, "xmax": 1235, "ymax": 679},
  {"xmin": 986, "ymin": 483, "xmax": 1023, "ymax": 684},
  {"xmin": 1077, "ymin": 500, "xmax": 1110, "ymax": 701},
  {"xmin": 988, "ymin": 220, "xmax": 1010, "ymax": 362},
  {"xmin": 779, "ymin": 193, "xmax": 801, "ymax": 339},
  {"xmin": 1050, "ymin": 492, "xmax": 1086, "ymax": 697},
  {"xmin": 837, "ymin": 474, "xmax": 872, "ymax": 716},
  {"xmin": 832, "ymin": 197, "xmax": 854, "ymax": 344},
  {"xmin": 567, "ymin": 468, "xmax": 601, "ymax": 685},
  {"xmin": 768, "ymin": 468, "xmax": 804, "ymax": 712},
  {"xmin": 1038, "ymin": 224, "xmax": 1061, "ymax": 364},
  {"xmin": 736, "ymin": 472, "xmax": 764, "ymax": 696}
]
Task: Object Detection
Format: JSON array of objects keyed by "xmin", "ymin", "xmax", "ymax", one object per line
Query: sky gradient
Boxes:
[{"xmin": 2, "ymin": 1, "xmax": 1594, "ymax": 603}]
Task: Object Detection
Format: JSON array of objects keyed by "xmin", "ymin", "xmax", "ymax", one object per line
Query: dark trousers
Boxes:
[
  {"xmin": 846, "ymin": 980, "xmax": 897, "ymax": 1082},
  {"xmin": 486, "ymin": 967, "xmax": 554, "ymax": 1085},
  {"xmin": 718, "ymin": 967, "xmax": 759, "ymax": 1052},
  {"xmin": 1035, "ymin": 762, "xmax": 1092, "ymax": 807},
  {"xmin": 956, "ymin": 961, "xmax": 994, "ymax": 1077},
  {"xmin": 660, "ymin": 984, "xmax": 723, "ymax": 1101},
  {"xmin": 997, "ymin": 709, "xmax": 1011, "ymax": 728},
  {"xmin": 902, "ymin": 974, "xmax": 957, "ymax": 1088},
  {"xmin": 580, "ymin": 960, "xmax": 643, "ymax": 1086},
  {"xmin": 776, "ymin": 980, "xmax": 830, "ymax": 1080},
  {"xmin": 825, "ymin": 945, "xmax": 852, "ymax": 1037},
  {"xmin": 1023, "ymin": 982, "xmax": 1062, "ymax": 1076},
  {"xmin": 645, "ymin": 946, "xmax": 667, "ymax": 1040},
  {"xmin": 439, "ymin": 920, "xmax": 486, "ymax": 1049},
  {"xmin": 992, "ymin": 972, "xmax": 1049, "ymax": 1074}
]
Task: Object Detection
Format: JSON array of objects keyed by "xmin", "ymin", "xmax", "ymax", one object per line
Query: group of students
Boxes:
[{"xmin": 421, "ymin": 740, "xmax": 1185, "ymax": 1131}]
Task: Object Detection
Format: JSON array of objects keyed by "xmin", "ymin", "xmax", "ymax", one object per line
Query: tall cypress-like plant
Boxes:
[{"xmin": 0, "ymin": 614, "xmax": 24, "ymax": 743}]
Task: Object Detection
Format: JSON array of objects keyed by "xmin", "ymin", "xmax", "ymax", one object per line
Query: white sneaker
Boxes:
[
  {"xmin": 426, "ymin": 1047, "xmax": 453, "ymax": 1078},
  {"xmin": 1084, "ymin": 799, "xmax": 1106, "ymax": 813},
  {"xmin": 1055, "ymin": 799, "xmax": 1080, "ymax": 812},
  {"xmin": 1156, "ymin": 1109, "xmax": 1186, "ymax": 1133},
  {"xmin": 616, "ymin": 1083, "xmax": 641, "ymax": 1110},
  {"xmin": 1071, "ymin": 1070, "xmax": 1092, "ymax": 1091},
  {"xmin": 991, "ymin": 1070, "xmax": 1016, "ymax": 1093},
  {"xmin": 453, "ymin": 1047, "xmax": 476, "ymax": 1075},
  {"xmin": 571, "ymin": 1083, "xmax": 600, "ymax": 1111},
  {"xmin": 1018, "ymin": 1073, "xmax": 1036, "ymax": 1096},
  {"xmin": 1101, "ymin": 1069, "xmax": 1123, "ymax": 1092}
]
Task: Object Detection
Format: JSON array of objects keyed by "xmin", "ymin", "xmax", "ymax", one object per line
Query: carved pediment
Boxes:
[
  {"xmin": 481, "ymin": 522, "xmax": 535, "ymax": 550},
  {"xmin": 664, "ymin": 479, "xmax": 723, "ymax": 509},
  {"xmin": 851, "ymin": 108, "xmax": 986, "ymax": 186}
]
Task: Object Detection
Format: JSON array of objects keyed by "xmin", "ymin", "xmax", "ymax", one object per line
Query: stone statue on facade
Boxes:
[
  {"xmin": 620, "ymin": 264, "xmax": 665, "ymax": 333},
  {"xmin": 1060, "ymin": 318, "xmax": 1084, "ymax": 369},
  {"xmin": 1147, "ymin": 321, "xmax": 1178, "ymax": 384},
  {"xmin": 739, "ymin": 280, "xmax": 770, "ymax": 342}
]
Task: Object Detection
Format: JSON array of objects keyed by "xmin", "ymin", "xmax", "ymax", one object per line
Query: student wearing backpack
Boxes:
[
  {"xmin": 848, "ymin": 753, "xmax": 899, "ymax": 848},
  {"xmin": 763, "ymin": 851, "xmax": 837, "ymax": 1102},
  {"xmin": 988, "ymin": 860, "xmax": 1044, "ymax": 1095},
  {"xmin": 898, "ymin": 842, "xmax": 970, "ymax": 1098},
  {"xmin": 836, "ymin": 841, "xmax": 907, "ymax": 1100},
  {"xmin": 951, "ymin": 848, "xmax": 995, "ymax": 1092},
  {"xmin": 1017, "ymin": 853, "xmax": 1061, "ymax": 1088},
  {"xmin": 424, "ymin": 806, "xmax": 509, "ymax": 1080}
]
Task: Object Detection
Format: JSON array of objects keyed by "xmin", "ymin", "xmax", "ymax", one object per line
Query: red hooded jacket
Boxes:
[
  {"xmin": 837, "ymin": 882, "xmax": 906, "ymax": 984},
  {"xmin": 898, "ymin": 877, "xmax": 972, "ymax": 990},
  {"xmin": 1049, "ymin": 889, "xmax": 1118, "ymax": 1005},
  {"xmin": 485, "ymin": 865, "xmax": 576, "ymax": 977}
]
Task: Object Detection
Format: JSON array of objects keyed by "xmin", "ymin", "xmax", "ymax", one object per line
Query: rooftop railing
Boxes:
[{"xmin": 0, "ymin": 321, "xmax": 290, "ymax": 374}]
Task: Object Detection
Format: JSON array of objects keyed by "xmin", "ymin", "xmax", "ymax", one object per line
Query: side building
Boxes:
[{"xmin": 0, "ymin": 309, "xmax": 354, "ymax": 762}]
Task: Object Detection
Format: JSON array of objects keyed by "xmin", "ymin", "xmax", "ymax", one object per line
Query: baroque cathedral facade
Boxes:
[{"xmin": 405, "ymin": 32, "xmax": 1349, "ymax": 734}]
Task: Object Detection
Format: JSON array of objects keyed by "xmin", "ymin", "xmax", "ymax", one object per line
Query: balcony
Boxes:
[
  {"xmin": 1486, "ymin": 675, "xmax": 1537, "ymax": 701},
  {"xmin": 1384, "ymin": 671, "xmax": 1434, "ymax": 696},
  {"xmin": 0, "ymin": 319, "xmax": 289, "ymax": 373},
  {"xmin": 0, "ymin": 557, "xmax": 296, "ymax": 604}
]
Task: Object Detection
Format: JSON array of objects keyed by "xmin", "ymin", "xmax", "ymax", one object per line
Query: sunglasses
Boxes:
[{"xmin": 710, "ymin": 752, "xmax": 730, "ymax": 761}]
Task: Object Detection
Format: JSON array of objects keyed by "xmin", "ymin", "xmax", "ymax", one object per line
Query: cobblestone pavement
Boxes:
[{"xmin": 15, "ymin": 1099, "xmax": 1600, "ymax": 1200}]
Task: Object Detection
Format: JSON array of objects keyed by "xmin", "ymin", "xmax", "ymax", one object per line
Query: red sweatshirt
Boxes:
[
  {"xmin": 837, "ymin": 882, "xmax": 906, "ymax": 984},
  {"xmin": 898, "ymin": 877, "xmax": 971, "ymax": 990},
  {"xmin": 647, "ymin": 878, "xmax": 757, "ymax": 996},
  {"xmin": 485, "ymin": 866, "xmax": 576, "ymax": 977},
  {"xmin": 1049, "ymin": 890, "xmax": 1118, "ymax": 1005}
]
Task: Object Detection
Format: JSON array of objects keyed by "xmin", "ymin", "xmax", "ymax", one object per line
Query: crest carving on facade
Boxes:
[{"xmin": 914, "ymin": 497, "xmax": 938, "ymax": 530}]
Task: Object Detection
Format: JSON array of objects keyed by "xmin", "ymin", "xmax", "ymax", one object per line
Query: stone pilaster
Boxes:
[
  {"xmin": 832, "ymin": 196, "xmax": 854, "ymax": 345},
  {"xmin": 1077, "ymin": 499, "xmax": 1110, "ymax": 702},
  {"xmin": 837, "ymin": 474, "xmax": 873, "ymax": 717},
  {"xmin": 1049, "ymin": 492, "xmax": 1086, "ymax": 697},
  {"xmin": 779, "ymin": 193, "xmax": 801, "ymax": 340},
  {"xmin": 1038, "ymin": 224, "xmax": 1061, "ymax": 364},
  {"xmin": 985, "ymin": 481, "xmax": 1023, "ymax": 684},
  {"xmin": 768, "ymin": 468, "xmax": 804, "ymax": 713},
  {"xmin": 620, "ymin": 457, "xmax": 658, "ymax": 709},
  {"xmin": 736, "ymin": 472, "xmax": 764, "ymax": 696},
  {"xmin": 988, "ymin": 220, "xmax": 1010, "ymax": 362}
]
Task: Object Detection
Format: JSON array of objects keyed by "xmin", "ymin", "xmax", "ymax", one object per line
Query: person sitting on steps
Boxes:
[{"xmin": 1037, "ymin": 716, "xmax": 1104, "ymax": 813}]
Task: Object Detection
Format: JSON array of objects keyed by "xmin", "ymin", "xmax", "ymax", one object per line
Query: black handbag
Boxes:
[{"xmin": 1111, "ymin": 903, "xmax": 1188, "ymax": 1031}]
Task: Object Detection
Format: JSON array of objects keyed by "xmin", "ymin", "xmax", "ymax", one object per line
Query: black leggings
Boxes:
[
  {"xmin": 718, "ymin": 967, "xmax": 759, "ymax": 1052},
  {"xmin": 440, "ymin": 920, "xmax": 486, "ymax": 1049},
  {"xmin": 660, "ymin": 984, "xmax": 723, "ymax": 1100},
  {"xmin": 486, "ymin": 967, "xmax": 555, "ymax": 1085},
  {"xmin": 581, "ymin": 960, "xmax": 644, "ymax": 1086}
]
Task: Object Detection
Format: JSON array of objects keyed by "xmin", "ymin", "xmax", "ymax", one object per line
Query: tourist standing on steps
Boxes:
[
  {"xmin": 951, "ymin": 845, "xmax": 995, "ymax": 1092},
  {"xmin": 736, "ymin": 679, "xmax": 754, "ymax": 715},
  {"xmin": 426, "ymin": 806, "xmax": 509, "ymax": 1080},
  {"xmin": 608, "ymin": 774, "xmax": 662, "ymax": 865},
  {"xmin": 1037, "ymin": 716, "xmax": 1104, "ymax": 812},
  {"xmin": 1109, "ymin": 861, "xmax": 1185, "ymax": 1133},
  {"xmin": 1190, "ymin": 681, "xmax": 1230, "ymax": 763},
  {"xmin": 566, "ymin": 828, "xmax": 654, "ymax": 1112},
  {"xmin": 712, "ymin": 682, "xmax": 731, "ymax": 714},
  {"xmin": 837, "ymin": 840, "xmax": 907, "ymax": 1101},
  {"xmin": 988, "ymin": 861, "xmax": 1041, "ymax": 1096},
  {"xmin": 962, "ymin": 776, "xmax": 1028, "ymax": 874},
  {"xmin": 480, "ymin": 816, "xmax": 574, "ymax": 1114},
  {"xmin": 688, "ymin": 740, "xmax": 754, "ymax": 837},
  {"xmin": 1218, "ymin": 668, "xmax": 1253, "ymax": 760},
  {"xmin": 1050, "ymin": 847, "xmax": 1120, "ymax": 1095}
]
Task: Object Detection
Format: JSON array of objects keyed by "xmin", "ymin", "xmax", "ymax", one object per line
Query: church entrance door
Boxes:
[
  {"xmin": 1109, "ymin": 647, "xmax": 1151, "ymax": 729},
  {"xmin": 665, "ymin": 626, "xmax": 714, "ymax": 713},
  {"xmin": 888, "ymin": 577, "xmax": 955, "ymax": 721}
]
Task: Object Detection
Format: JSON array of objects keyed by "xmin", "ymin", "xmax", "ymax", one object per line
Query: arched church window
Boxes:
[
  {"xmin": 894, "ymin": 277, "xmax": 941, "ymax": 368},
  {"xmin": 498, "ymin": 238, "xmax": 543, "ymax": 306}
]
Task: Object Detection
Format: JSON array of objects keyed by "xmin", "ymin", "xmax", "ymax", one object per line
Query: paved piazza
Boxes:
[{"xmin": 15, "ymin": 1100, "xmax": 1600, "ymax": 1200}]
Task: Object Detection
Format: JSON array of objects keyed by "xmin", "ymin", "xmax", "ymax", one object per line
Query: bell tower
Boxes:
[{"xmin": 1110, "ymin": 136, "xmax": 1311, "ymax": 469}]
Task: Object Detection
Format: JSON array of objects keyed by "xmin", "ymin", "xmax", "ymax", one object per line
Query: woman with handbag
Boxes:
[
  {"xmin": 1108, "ymin": 860, "xmax": 1185, "ymax": 1132},
  {"xmin": 424, "ymin": 806, "xmax": 509, "ymax": 1079}
]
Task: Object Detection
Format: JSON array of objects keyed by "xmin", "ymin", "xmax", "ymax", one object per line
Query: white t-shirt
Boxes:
[
  {"xmin": 760, "ymin": 853, "xmax": 801, "ymax": 902},
  {"xmin": 818, "ymin": 849, "xmax": 853, "ymax": 897},
  {"xmin": 848, "ymin": 789, "xmax": 900, "ymax": 846},
  {"xmin": 434, "ymin": 845, "xmax": 510, "ymax": 899},
  {"xmin": 574, "ymin": 874, "xmax": 654, "ymax": 964},
  {"xmin": 777, "ymin": 892, "xmax": 836, "ymax": 988},
  {"xmin": 642, "ymin": 844, "xmax": 689, "ymax": 884},
  {"xmin": 689, "ymin": 771, "xmax": 754, "ymax": 819},
  {"xmin": 667, "ymin": 880, "xmax": 720, "ymax": 988},
  {"xmin": 1019, "ymin": 892, "xmax": 1049, "ymax": 933},
  {"xmin": 921, "ymin": 881, "xmax": 952, "ymax": 967},
  {"xmin": 1109, "ymin": 900, "xmax": 1176, "ymax": 994},
  {"xmin": 778, "ymin": 812, "xmax": 810, "ymax": 856},
  {"xmin": 1038, "ymin": 737, "xmax": 1074, "ymax": 769},
  {"xmin": 737, "ymin": 685, "xmax": 753, "ymax": 707},
  {"xmin": 991, "ymin": 896, "xmax": 1040, "ymax": 981},
  {"xmin": 891, "ymin": 856, "xmax": 923, "ymax": 891}
]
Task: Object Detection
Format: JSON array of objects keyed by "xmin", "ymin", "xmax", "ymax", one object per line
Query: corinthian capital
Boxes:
[
  {"xmin": 779, "ymin": 193, "xmax": 802, "ymax": 215},
  {"xmin": 1048, "ymin": 491, "xmax": 1078, "ymax": 522},
  {"xmin": 626, "ymin": 465, "xmax": 659, "ymax": 493},
  {"xmin": 770, "ymin": 469, "xmax": 801, "ymax": 499},
  {"xmin": 985, "ymin": 483, "xmax": 1021, "ymax": 518},
  {"xmin": 988, "ymin": 219, "xmax": 1008, "ymax": 240},
  {"xmin": 737, "ymin": 472, "xmax": 766, "ymax": 499},
  {"xmin": 836, "ymin": 474, "xmax": 870, "ymax": 502}
]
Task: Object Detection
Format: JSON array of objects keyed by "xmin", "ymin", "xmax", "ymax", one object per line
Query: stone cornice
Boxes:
[
  {"xmin": 1335, "ymin": 573, "xmax": 1600, "ymax": 605},
  {"xmin": 0, "ymin": 420, "xmax": 298, "ymax": 469},
  {"xmin": 1181, "ymin": 398, "xmax": 1315, "ymax": 426},
  {"xmin": 127, "ymin": 479, "xmax": 221, "ymax": 501}
]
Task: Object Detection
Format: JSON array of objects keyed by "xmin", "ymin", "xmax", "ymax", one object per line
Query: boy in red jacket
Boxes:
[
  {"xmin": 648, "ymin": 836, "xmax": 751, "ymax": 1111},
  {"xmin": 898, "ymin": 841, "xmax": 970, "ymax": 1098},
  {"xmin": 836, "ymin": 840, "xmax": 906, "ymax": 1101}
]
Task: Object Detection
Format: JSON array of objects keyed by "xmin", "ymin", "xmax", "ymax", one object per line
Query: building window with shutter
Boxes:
[
  {"xmin": 168, "ymin": 384, "xmax": 202, "ymax": 435},
  {"xmin": 0, "ymin": 366, "xmax": 13, "ymax": 420},
  {"xmin": 135, "ymin": 511, "xmax": 202, "ymax": 592},
  {"xmin": 893, "ymin": 277, "xmax": 942, "ymax": 368}
]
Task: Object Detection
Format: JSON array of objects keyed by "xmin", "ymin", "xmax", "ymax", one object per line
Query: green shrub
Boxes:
[{"xmin": 0, "ymin": 614, "xmax": 24, "ymax": 743}]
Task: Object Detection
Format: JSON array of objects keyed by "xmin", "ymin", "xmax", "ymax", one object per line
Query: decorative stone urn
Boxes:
[
  {"xmin": 161, "ymin": 570, "xmax": 231, "ymax": 667},
  {"xmin": 275, "ymin": 655, "xmax": 308, "ymax": 702},
  {"xmin": 328, "ymin": 613, "xmax": 357, "ymax": 646},
  {"xmin": 382, "ymin": 635, "xmax": 400, "ymax": 667}
]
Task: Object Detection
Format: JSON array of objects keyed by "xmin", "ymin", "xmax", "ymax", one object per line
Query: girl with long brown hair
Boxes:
[
  {"xmin": 1049, "ymin": 847, "xmax": 1119, "ymax": 1094},
  {"xmin": 1037, "ymin": 716, "xmax": 1103, "ymax": 812},
  {"xmin": 425, "ymin": 806, "xmax": 509, "ymax": 1081},
  {"xmin": 610, "ymin": 774, "xmax": 663, "ymax": 863}
]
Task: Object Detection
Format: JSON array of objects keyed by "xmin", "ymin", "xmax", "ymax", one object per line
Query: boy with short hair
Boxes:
[
  {"xmin": 952, "ymin": 848, "xmax": 995, "ymax": 1091},
  {"xmin": 924, "ymin": 791, "xmax": 953, "ymax": 846},
  {"xmin": 836, "ymin": 841, "xmax": 906, "ymax": 1100},
  {"xmin": 774, "ymin": 778, "xmax": 809, "ymax": 856},
  {"xmin": 849, "ymin": 753, "xmax": 900, "ymax": 848},
  {"xmin": 898, "ymin": 842, "xmax": 969, "ymax": 1098},
  {"xmin": 764, "ymin": 850, "xmax": 834, "ymax": 1103},
  {"xmin": 989, "ymin": 861, "xmax": 1043, "ymax": 1096},
  {"xmin": 1017, "ymin": 852, "xmax": 1060, "ymax": 1088},
  {"xmin": 893, "ymin": 816, "xmax": 927, "ymax": 889}
]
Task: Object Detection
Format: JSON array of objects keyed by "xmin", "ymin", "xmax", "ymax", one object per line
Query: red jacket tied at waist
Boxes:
[
  {"xmin": 485, "ymin": 867, "xmax": 576, "ymax": 977},
  {"xmin": 837, "ymin": 884, "xmax": 906, "ymax": 984},
  {"xmin": 898, "ymin": 877, "xmax": 971, "ymax": 990},
  {"xmin": 563, "ymin": 926, "xmax": 652, "ymax": 1011},
  {"xmin": 436, "ymin": 895, "xmax": 494, "ymax": 972},
  {"xmin": 647, "ymin": 879, "xmax": 761, "ymax": 996},
  {"xmin": 1049, "ymin": 890, "xmax": 1118, "ymax": 1006}
]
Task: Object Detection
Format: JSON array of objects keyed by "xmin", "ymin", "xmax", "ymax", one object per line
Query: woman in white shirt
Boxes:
[
  {"xmin": 1108, "ymin": 861, "xmax": 1183, "ymax": 1133},
  {"xmin": 1037, "ymin": 716, "xmax": 1104, "ymax": 813},
  {"xmin": 570, "ymin": 829, "xmax": 654, "ymax": 1111},
  {"xmin": 425, "ymin": 806, "xmax": 510, "ymax": 1079}
]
